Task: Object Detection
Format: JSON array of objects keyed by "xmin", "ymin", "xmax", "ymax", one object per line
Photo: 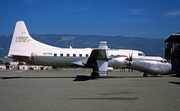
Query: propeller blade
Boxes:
[
  {"xmin": 127, "ymin": 52, "xmax": 133, "ymax": 61},
  {"xmin": 130, "ymin": 52, "xmax": 133, "ymax": 61}
]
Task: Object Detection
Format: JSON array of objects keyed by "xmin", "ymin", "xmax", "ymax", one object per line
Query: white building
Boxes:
[
  {"xmin": 19, "ymin": 65, "xmax": 52, "ymax": 70},
  {"xmin": 10, "ymin": 62, "xmax": 19, "ymax": 70},
  {"xmin": 0, "ymin": 65, "xmax": 6, "ymax": 70}
]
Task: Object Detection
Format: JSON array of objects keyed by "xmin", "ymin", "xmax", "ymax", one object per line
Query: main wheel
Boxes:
[{"xmin": 91, "ymin": 72, "xmax": 99, "ymax": 79}]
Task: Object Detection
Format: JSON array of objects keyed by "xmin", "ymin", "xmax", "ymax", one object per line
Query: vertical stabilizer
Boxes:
[
  {"xmin": 13, "ymin": 21, "xmax": 30, "ymax": 38},
  {"xmin": 8, "ymin": 21, "xmax": 53, "ymax": 57},
  {"xmin": 8, "ymin": 21, "xmax": 33, "ymax": 57}
]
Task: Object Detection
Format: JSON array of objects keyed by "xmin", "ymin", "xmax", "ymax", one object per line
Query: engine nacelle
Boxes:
[{"xmin": 109, "ymin": 56, "xmax": 128, "ymax": 68}]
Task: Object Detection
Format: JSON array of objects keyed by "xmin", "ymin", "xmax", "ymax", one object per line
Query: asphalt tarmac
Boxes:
[{"xmin": 0, "ymin": 69, "xmax": 179, "ymax": 111}]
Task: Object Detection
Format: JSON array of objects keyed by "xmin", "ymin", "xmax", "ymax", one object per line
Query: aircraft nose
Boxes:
[
  {"xmin": 169, "ymin": 63, "xmax": 172, "ymax": 71},
  {"xmin": 165, "ymin": 63, "xmax": 172, "ymax": 73}
]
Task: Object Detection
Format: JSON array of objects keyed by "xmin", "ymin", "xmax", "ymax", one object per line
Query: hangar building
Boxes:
[{"xmin": 165, "ymin": 33, "xmax": 180, "ymax": 76}]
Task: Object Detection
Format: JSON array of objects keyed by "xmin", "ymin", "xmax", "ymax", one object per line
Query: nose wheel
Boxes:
[{"xmin": 143, "ymin": 72, "xmax": 148, "ymax": 77}]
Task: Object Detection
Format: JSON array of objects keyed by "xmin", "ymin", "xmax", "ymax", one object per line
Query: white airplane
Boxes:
[{"xmin": 8, "ymin": 21, "xmax": 172, "ymax": 78}]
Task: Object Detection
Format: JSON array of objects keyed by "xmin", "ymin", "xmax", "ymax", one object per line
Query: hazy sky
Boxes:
[{"xmin": 1, "ymin": 0, "xmax": 180, "ymax": 38}]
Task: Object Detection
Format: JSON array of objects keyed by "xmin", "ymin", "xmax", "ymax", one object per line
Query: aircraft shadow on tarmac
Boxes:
[
  {"xmin": 0, "ymin": 76, "xmax": 75, "ymax": 79},
  {"xmin": 73, "ymin": 75, "xmax": 163, "ymax": 81},
  {"xmin": 0, "ymin": 76, "xmax": 92, "ymax": 81},
  {"xmin": 169, "ymin": 82, "xmax": 180, "ymax": 85},
  {"xmin": 0, "ymin": 75, "xmax": 162, "ymax": 81},
  {"xmin": 73, "ymin": 75, "xmax": 92, "ymax": 81},
  {"xmin": 0, "ymin": 76, "xmax": 22, "ymax": 79}
]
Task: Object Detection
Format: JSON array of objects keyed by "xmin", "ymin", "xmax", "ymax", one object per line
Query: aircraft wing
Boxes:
[
  {"xmin": 72, "ymin": 41, "xmax": 111, "ymax": 77},
  {"xmin": 86, "ymin": 41, "xmax": 111, "ymax": 76},
  {"xmin": 71, "ymin": 59, "xmax": 87, "ymax": 66},
  {"xmin": 72, "ymin": 49, "xmax": 110, "ymax": 67},
  {"xmin": 85, "ymin": 49, "xmax": 110, "ymax": 67}
]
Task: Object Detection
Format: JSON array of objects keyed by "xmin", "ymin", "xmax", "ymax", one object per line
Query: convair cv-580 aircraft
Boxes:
[{"xmin": 8, "ymin": 21, "xmax": 172, "ymax": 78}]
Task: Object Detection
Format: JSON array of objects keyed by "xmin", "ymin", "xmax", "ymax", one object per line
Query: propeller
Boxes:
[
  {"xmin": 129, "ymin": 52, "xmax": 133, "ymax": 62},
  {"xmin": 126, "ymin": 52, "xmax": 133, "ymax": 67},
  {"xmin": 126, "ymin": 52, "xmax": 133, "ymax": 62}
]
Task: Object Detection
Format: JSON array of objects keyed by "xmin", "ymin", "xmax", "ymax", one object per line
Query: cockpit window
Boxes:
[
  {"xmin": 138, "ymin": 53, "xmax": 142, "ymax": 56},
  {"xmin": 160, "ymin": 60, "xmax": 167, "ymax": 63},
  {"xmin": 138, "ymin": 53, "xmax": 145, "ymax": 56}
]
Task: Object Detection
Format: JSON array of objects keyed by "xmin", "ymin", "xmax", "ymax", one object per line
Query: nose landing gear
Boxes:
[{"xmin": 143, "ymin": 72, "xmax": 148, "ymax": 77}]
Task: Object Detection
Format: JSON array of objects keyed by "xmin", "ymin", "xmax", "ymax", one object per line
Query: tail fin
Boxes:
[
  {"xmin": 8, "ymin": 21, "xmax": 53, "ymax": 58},
  {"xmin": 13, "ymin": 21, "xmax": 30, "ymax": 38},
  {"xmin": 8, "ymin": 21, "xmax": 32, "ymax": 57}
]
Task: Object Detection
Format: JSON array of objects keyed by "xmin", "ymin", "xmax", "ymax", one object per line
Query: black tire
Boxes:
[
  {"xmin": 91, "ymin": 72, "xmax": 99, "ymax": 79},
  {"xmin": 143, "ymin": 73, "xmax": 148, "ymax": 77}
]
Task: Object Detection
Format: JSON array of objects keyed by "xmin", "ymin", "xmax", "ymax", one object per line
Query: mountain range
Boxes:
[{"xmin": 0, "ymin": 34, "xmax": 166, "ymax": 61}]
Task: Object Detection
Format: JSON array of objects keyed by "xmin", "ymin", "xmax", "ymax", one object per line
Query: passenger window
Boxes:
[
  {"xmin": 67, "ymin": 54, "xmax": 70, "ymax": 57},
  {"xmin": 73, "ymin": 54, "xmax": 76, "ymax": 57},
  {"xmin": 60, "ymin": 54, "xmax": 63, "ymax": 57},
  {"xmin": 54, "ymin": 53, "xmax": 57, "ymax": 56},
  {"xmin": 86, "ymin": 54, "xmax": 89, "ymax": 57},
  {"xmin": 79, "ymin": 54, "xmax": 82, "ymax": 57}
]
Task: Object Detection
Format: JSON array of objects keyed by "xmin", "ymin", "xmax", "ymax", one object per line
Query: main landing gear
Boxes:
[
  {"xmin": 91, "ymin": 67, "xmax": 100, "ymax": 79},
  {"xmin": 91, "ymin": 71, "xmax": 100, "ymax": 79}
]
